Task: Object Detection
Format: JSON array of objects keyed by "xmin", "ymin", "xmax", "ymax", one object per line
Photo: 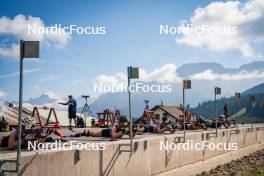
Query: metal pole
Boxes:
[
  {"xmin": 128, "ymin": 68, "xmax": 133, "ymax": 152},
  {"xmin": 183, "ymin": 87, "xmax": 185, "ymax": 141},
  {"xmin": 236, "ymin": 99, "xmax": 238, "ymax": 131},
  {"xmin": 251, "ymin": 99, "xmax": 253, "ymax": 131},
  {"xmin": 262, "ymin": 97, "xmax": 264, "ymax": 130},
  {"xmin": 215, "ymin": 93, "xmax": 217, "ymax": 136},
  {"xmin": 16, "ymin": 40, "xmax": 23, "ymax": 173}
]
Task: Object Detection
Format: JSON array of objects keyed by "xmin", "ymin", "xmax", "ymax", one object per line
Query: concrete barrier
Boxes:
[
  {"xmin": 2, "ymin": 125, "xmax": 264, "ymax": 176},
  {"xmin": 163, "ymin": 135, "xmax": 180, "ymax": 171},
  {"xmin": 179, "ymin": 132, "xmax": 202, "ymax": 166}
]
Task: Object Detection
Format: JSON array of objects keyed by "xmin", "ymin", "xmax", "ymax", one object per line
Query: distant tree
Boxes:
[{"xmin": 191, "ymin": 93, "xmax": 264, "ymax": 122}]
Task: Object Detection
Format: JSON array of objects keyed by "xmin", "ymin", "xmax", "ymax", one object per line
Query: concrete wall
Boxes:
[{"xmin": 3, "ymin": 125, "xmax": 264, "ymax": 176}]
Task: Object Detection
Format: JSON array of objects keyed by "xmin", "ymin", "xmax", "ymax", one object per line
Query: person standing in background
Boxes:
[
  {"xmin": 59, "ymin": 95, "xmax": 77, "ymax": 130},
  {"xmin": 223, "ymin": 102, "xmax": 229, "ymax": 118}
]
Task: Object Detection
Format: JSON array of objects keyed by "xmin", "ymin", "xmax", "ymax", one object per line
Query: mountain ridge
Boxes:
[{"xmin": 177, "ymin": 61, "xmax": 264, "ymax": 78}]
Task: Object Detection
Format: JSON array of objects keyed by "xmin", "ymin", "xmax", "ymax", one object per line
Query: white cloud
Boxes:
[
  {"xmin": 190, "ymin": 70, "xmax": 218, "ymax": 80},
  {"xmin": 0, "ymin": 43, "xmax": 19, "ymax": 59},
  {"xmin": 23, "ymin": 98, "xmax": 65, "ymax": 110},
  {"xmin": 94, "ymin": 63, "xmax": 181, "ymax": 88},
  {"xmin": 176, "ymin": 0, "xmax": 264, "ymax": 59},
  {"xmin": 25, "ymin": 90, "xmax": 67, "ymax": 110},
  {"xmin": 0, "ymin": 14, "xmax": 70, "ymax": 59},
  {"xmin": 190, "ymin": 69, "xmax": 264, "ymax": 81},
  {"xmin": 41, "ymin": 60, "xmax": 88, "ymax": 69},
  {"xmin": 41, "ymin": 91, "xmax": 67, "ymax": 110},
  {"xmin": 95, "ymin": 72, "xmax": 126, "ymax": 87},
  {"xmin": 68, "ymin": 79, "xmax": 87, "ymax": 86},
  {"xmin": 95, "ymin": 63, "xmax": 264, "ymax": 87},
  {"xmin": 38, "ymin": 74, "xmax": 61, "ymax": 82},
  {"xmin": 22, "ymin": 102, "xmax": 34, "ymax": 108},
  {"xmin": 45, "ymin": 91, "xmax": 63, "ymax": 100},
  {"xmin": 139, "ymin": 64, "xmax": 180, "ymax": 82},
  {"xmin": 0, "ymin": 91, "xmax": 7, "ymax": 100},
  {"xmin": 33, "ymin": 85, "xmax": 42, "ymax": 91},
  {"xmin": 0, "ymin": 15, "xmax": 44, "ymax": 41},
  {"xmin": 91, "ymin": 63, "xmax": 261, "ymax": 100},
  {"xmin": 0, "ymin": 68, "xmax": 41, "ymax": 79}
]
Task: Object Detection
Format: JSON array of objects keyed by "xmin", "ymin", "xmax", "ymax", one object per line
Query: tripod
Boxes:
[{"xmin": 80, "ymin": 95, "xmax": 93, "ymax": 127}]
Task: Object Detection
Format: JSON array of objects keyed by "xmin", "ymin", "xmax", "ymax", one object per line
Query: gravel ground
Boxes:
[{"xmin": 197, "ymin": 149, "xmax": 264, "ymax": 176}]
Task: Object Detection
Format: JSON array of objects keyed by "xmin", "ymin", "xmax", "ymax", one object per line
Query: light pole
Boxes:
[
  {"xmin": 16, "ymin": 40, "xmax": 24, "ymax": 173},
  {"xmin": 0, "ymin": 40, "xmax": 39, "ymax": 175},
  {"xmin": 0, "ymin": 41, "xmax": 38, "ymax": 175},
  {"xmin": 235, "ymin": 92, "xmax": 240, "ymax": 131},
  {"xmin": 183, "ymin": 80, "xmax": 191, "ymax": 141},
  {"xmin": 17, "ymin": 40, "xmax": 39, "ymax": 173},
  {"xmin": 127, "ymin": 66, "xmax": 139, "ymax": 152},
  {"xmin": 262, "ymin": 98, "xmax": 264, "ymax": 129},
  {"xmin": 214, "ymin": 87, "xmax": 221, "ymax": 137},
  {"xmin": 250, "ymin": 96, "xmax": 256, "ymax": 130}
]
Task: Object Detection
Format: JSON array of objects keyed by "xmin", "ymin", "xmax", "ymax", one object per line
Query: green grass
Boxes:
[{"xmin": 249, "ymin": 164, "xmax": 264, "ymax": 176}]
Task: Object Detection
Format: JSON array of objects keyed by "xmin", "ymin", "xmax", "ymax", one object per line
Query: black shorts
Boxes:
[
  {"xmin": 69, "ymin": 112, "xmax": 76, "ymax": 119},
  {"xmin": 0, "ymin": 136, "xmax": 9, "ymax": 147},
  {"xmin": 101, "ymin": 128, "xmax": 112, "ymax": 138},
  {"xmin": 144, "ymin": 126, "xmax": 154, "ymax": 133}
]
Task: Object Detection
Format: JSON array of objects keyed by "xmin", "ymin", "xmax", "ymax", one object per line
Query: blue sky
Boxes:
[{"xmin": 0, "ymin": 0, "xmax": 263, "ymax": 102}]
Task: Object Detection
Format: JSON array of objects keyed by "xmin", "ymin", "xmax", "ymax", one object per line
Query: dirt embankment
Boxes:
[{"xmin": 197, "ymin": 149, "xmax": 264, "ymax": 176}]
